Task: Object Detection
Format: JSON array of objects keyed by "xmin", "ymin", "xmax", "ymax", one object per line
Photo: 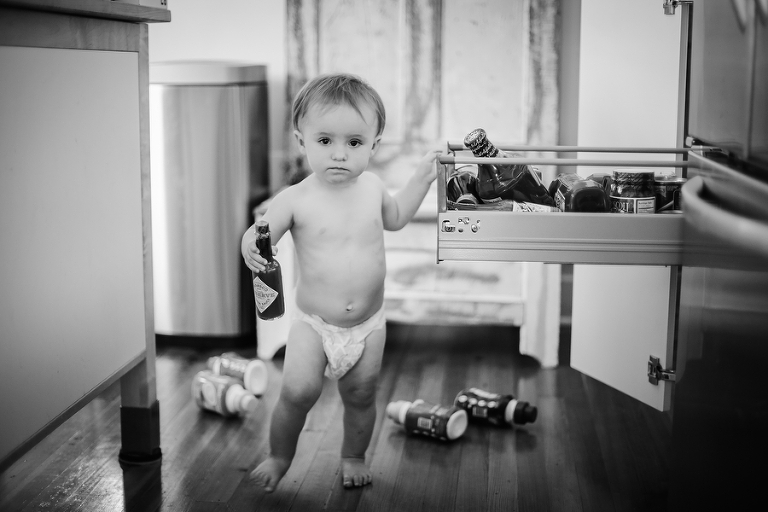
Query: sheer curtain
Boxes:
[{"xmin": 280, "ymin": 0, "xmax": 562, "ymax": 367}]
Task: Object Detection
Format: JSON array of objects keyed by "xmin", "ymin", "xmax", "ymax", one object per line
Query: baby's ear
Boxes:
[
  {"xmin": 294, "ymin": 130, "xmax": 306, "ymax": 154},
  {"xmin": 370, "ymin": 135, "xmax": 382, "ymax": 156}
]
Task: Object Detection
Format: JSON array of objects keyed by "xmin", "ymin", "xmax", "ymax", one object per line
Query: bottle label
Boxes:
[
  {"xmin": 253, "ymin": 276, "xmax": 279, "ymax": 313},
  {"xmin": 610, "ymin": 196, "xmax": 656, "ymax": 214},
  {"xmin": 555, "ymin": 189, "xmax": 567, "ymax": 211},
  {"xmin": 455, "ymin": 388, "xmax": 512, "ymax": 426},
  {"xmin": 404, "ymin": 401, "xmax": 455, "ymax": 440},
  {"xmin": 192, "ymin": 372, "xmax": 229, "ymax": 415},
  {"xmin": 216, "ymin": 355, "xmax": 248, "ymax": 380}
]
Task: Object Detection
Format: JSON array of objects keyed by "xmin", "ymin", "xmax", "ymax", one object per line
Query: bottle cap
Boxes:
[
  {"xmin": 386, "ymin": 400, "xmax": 411, "ymax": 425},
  {"xmin": 244, "ymin": 359, "xmax": 269, "ymax": 395},
  {"xmin": 505, "ymin": 399, "xmax": 538, "ymax": 425},
  {"xmin": 240, "ymin": 393, "xmax": 258, "ymax": 413},
  {"xmin": 463, "ymin": 128, "xmax": 487, "ymax": 149},
  {"xmin": 206, "ymin": 356, "xmax": 220, "ymax": 372},
  {"xmin": 255, "ymin": 220, "xmax": 270, "ymax": 235},
  {"xmin": 463, "ymin": 128, "xmax": 497, "ymax": 158},
  {"xmin": 446, "ymin": 409, "xmax": 469, "ymax": 440}
]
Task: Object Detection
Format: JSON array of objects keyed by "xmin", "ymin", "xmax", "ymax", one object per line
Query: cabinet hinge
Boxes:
[{"xmin": 647, "ymin": 356, "xmax": 676, "ymax": 385}]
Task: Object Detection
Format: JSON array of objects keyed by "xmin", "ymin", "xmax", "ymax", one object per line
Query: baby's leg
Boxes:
[
  {"xmin": 251, "ymin": 320, "xmax": 326, "ymax": 492},
  {"xmin": 336, "ymin": 325, "xmax": 387, "ymax": 488}
]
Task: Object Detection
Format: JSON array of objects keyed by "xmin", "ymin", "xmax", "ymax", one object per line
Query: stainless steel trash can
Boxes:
[{"xmin": 149, "ymin": 61, "xmax": 269, "ymax": 340}]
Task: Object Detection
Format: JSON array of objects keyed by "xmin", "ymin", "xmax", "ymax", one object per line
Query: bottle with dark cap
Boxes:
[
  {"xmin": 386, "ymin": 399, "xmax": 468, "ymax": 441},
  {"xmin": 548, "ymin": 172, "xmax": 610, "ymax": 212},
  {"xmin": 252, "ymin": 220, "xmax": 285, "ymax": 320},
  {"xmin": 464, "ymin": 128, "xmax": 555, "ymax": 207},
  {"xmin": 446, "ymin": 167, "xmax": 481, "ymax": 205},
  {"xmin": 454, "ymin": 387, "xmax": 538, "ymax": 427}
]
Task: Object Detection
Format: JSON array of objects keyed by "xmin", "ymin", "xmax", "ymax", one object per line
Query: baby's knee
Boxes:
[
  {"xmin": 280, "ymin": 381, "xmax": 322, "ymax": 411},
  {"xmin": 340, "ymin": 382, "xmax": 377, "ymax": 409}
]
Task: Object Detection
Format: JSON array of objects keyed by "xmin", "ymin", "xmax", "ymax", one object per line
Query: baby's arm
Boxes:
[
  {"xmin": 381, "ymin": 149, "xmax": 441, "ymax": 231},
  {"xmin": 241, "ymin": 188, "xmax": 293, "ymax": 273}
]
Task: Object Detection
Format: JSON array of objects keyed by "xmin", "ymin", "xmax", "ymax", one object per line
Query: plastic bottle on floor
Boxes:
[
  {"xmin": 191, "ymin": 370, "xmax": 258, "ymax": 417},
  {"xmin": 206, "ymin": 352, "xmax": 268, "ymax": 395},
  {"xmin": 386, "ymin": 399, "xmax": 468, "ymax": 441},
  {"xmin": 454, "ymin": 387, "xmax": 537, "ymax": 427}
]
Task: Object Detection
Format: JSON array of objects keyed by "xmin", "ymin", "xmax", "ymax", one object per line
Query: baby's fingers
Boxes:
[{"xmin": 245, "ymin": 247, "xmax": 267, "ymax": 273}]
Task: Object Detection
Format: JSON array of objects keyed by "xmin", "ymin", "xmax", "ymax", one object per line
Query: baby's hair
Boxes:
[{"xmin": 292, "ymin": 73, "xmax": 386, "ymax": 136}]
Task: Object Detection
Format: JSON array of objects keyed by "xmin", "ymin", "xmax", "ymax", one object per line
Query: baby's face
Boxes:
[{"xmin": 295, "ymin": 102, "xmax": 381, "ymax": 186}]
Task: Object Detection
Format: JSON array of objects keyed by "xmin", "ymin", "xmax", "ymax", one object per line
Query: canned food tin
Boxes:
[
  {"xmin": 654, "ymin": 174, "xmax": 686, "ymax": 212},
  {"xmin": 610, "ymin": 169, "xmax": 656, "ymax": 214}
]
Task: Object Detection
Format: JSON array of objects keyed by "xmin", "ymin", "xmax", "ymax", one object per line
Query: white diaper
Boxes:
[{"xmin": 295, "ymin": 304, "xmax": 386, "ymax": 380}]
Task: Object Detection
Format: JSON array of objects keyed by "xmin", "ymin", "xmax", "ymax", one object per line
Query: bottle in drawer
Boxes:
[
  {"xmin": 463, "ymin": 128, "xmax": 555, "ymax": 207},
  {"xmin": 548, "ymin": 172, "xmax": 610, "ymax": 212},
  {"xmin": 446, "ymin": 166, "xmax": 481, "ymax": 205},
  {"xmin": 609, "ymin": 169, "xmax": 656, "ymax": 214}
]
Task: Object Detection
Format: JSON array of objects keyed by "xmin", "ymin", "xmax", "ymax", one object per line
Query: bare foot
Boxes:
[
  {"xmin": 250, "ymin": 457, "xmax": 291, "ymax": 493},
  {"xmin": 341, "ymin": 457, "xmax": 372, "ymax": 489}
]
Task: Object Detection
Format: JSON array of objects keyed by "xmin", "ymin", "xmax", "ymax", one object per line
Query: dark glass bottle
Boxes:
[
  {"xmin": 463, "ymin": 128, "xmax": 555, "ymax": 206},
  {"xmin": 446, "ymin": 168, "xmax": 480, "ymax": 205},
  {"xmin": 454, "ymin": 387, "xmax": 538, "ymax": 427},
  {"xmin": 252, "ymin": 221, "xmax": 285, "ymax": 320},
  {"xmin": 548, "ymin": 173, "xmax": 610, "ymax": 212}
]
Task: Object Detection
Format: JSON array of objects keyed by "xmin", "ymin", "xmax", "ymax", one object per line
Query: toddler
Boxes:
[{"xmin": 241, "ymin": 73, "xmax": 440, "ymax": 491}]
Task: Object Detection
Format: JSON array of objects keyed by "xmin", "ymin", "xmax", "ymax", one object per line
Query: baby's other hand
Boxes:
[
  {"xmin": 243, "ymin": 241, "xmax": 278, "ymax": 273},
  {"xmin": 417, "ymin": 148, "xmax": 443, "ymax": 182}
]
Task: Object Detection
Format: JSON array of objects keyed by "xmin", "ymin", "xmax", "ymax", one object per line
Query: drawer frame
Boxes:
[{"xmin": 436, "ymin": 143, "xmax": 691, "ymax": 266}]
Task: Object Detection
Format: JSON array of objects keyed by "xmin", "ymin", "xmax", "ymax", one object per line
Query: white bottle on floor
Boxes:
[
  {"xmin": 191, "ymin": 370, "xmax": 258, "ymax": 417},
  {"xmin": 207, "ymin": 352, "xmax": 268, "ymax": 395},
  {"xmin": 386, "ymin": 399, "xmax": 468, "ymax": 441}
]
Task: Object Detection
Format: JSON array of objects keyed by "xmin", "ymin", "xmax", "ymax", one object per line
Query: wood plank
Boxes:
[
  {"xmin": 583, "ymin": 374, "xmax": 670, "ymax": 511},
  {"xmin": 480, "ymin": 332, "xmax": 522, "ymax": 512},
  {"xmin": 0, "ymin": 0, "xmax": 171, "ymax": 23},
  {"xmin": 0, "ymin": 7, "xmax": 141, "ymax": 50},
  {"xmin": 559, "ymin": 369, "xmax": 615, "ymax": 511},
  {"xmin": 0, "ymin": 386, "xmax": 122, "ymax": 511},
  {"xmin": 433, "ymin": 332, "xmax": 476, "ymax": 512}
]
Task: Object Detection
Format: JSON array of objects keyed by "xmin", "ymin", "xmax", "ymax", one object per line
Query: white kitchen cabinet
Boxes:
[{"xmin": 0, "ymin": 0, "xmax": 170, "ymax": 470}]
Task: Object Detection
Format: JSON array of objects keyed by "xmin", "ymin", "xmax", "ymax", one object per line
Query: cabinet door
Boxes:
[
  {"xmin": 0, "ymin": 45, "xmax": 146, "ymax": 465},
  {"xmin": 571, "ymin": 265, "xmax": 677, "ymax": 411}
]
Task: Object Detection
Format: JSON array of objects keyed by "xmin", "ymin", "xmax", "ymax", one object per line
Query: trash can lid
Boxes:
[{"xmin": 150, "ymin": 61, "xmax": 267, "ymax": 85}]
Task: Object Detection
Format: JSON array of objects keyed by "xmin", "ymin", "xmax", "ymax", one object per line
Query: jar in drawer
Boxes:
[{"xmin": 610, "ymin": 169, "xmax": 656, "ymax": 214}]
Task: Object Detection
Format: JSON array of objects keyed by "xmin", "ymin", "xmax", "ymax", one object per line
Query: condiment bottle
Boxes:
[
  {"xmin": 207, "ymin": 352, "xmax": 268, "ymax": 395},
  {"xmin": 191, "ymin": 370, "xmax": 258, "ymax": 417},
  {"xmin": 548, "ymin": 173, "xmax": 610, "ymax": 212},
  {"xmin": 386, "ymin": 399, "xmax": 468, "ymax": 441},
  {"xmin": 609, "ymin": 169, "xmax": 656, "ymax": 214},
  {"xmin": 446, "ymin": 167, "xmax": 480, "ymax": 205},
  {"xmin": 252, "ymin": 220, "xmax": 285, "ymax": 320},
  {"xmin": 454, "ymin": 387, "xmax": 538, "ymax": 427},
  {"xmin": 463, "ymin": 128, "xmax": 555, "ymax": 207}
]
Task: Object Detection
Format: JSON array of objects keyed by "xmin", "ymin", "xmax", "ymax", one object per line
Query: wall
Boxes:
[{"xmin": 149, "ymin": 0, "xmax": 288, "ymax": 191}]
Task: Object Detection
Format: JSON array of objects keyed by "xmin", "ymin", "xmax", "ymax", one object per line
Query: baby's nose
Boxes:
[{"xmin": 332, "ymin": 149, "xmax": 347, "ymax": 161}]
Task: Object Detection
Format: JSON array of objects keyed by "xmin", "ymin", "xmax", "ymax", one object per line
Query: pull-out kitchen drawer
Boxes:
[{"xmin": 436, "ymin": 143, "xmax": 690, "ymax": 266}]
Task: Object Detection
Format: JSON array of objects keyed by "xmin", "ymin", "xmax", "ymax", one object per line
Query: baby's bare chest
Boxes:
[{"xmin": 294, "ymin": 194, "xmax": 383, "ymax": 243}]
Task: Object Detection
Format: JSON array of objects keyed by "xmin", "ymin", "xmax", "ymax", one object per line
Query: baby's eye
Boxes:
[
  {"xmin": 318, "ymin": 137, "xmax": 331, "ymax": 145},
  {"xmin": 349, "ymin": 139, "xmax": 363, "ymax": 148}
]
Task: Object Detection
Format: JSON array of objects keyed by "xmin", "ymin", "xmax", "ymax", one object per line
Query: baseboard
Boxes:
[{"xmin": 155, "ymin": 333, "xmax": 255, "ymax": 350}]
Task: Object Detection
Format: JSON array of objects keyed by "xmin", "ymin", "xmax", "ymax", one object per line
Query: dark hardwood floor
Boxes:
[{"xmin": 0, "ymin": 323, "xmax": 672, "ymax": 511}]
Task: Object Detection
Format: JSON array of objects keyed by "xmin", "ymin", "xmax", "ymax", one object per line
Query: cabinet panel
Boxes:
[{"xmin": 0, "ymin": 45, "xmax": 145, "ymax": 465}]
